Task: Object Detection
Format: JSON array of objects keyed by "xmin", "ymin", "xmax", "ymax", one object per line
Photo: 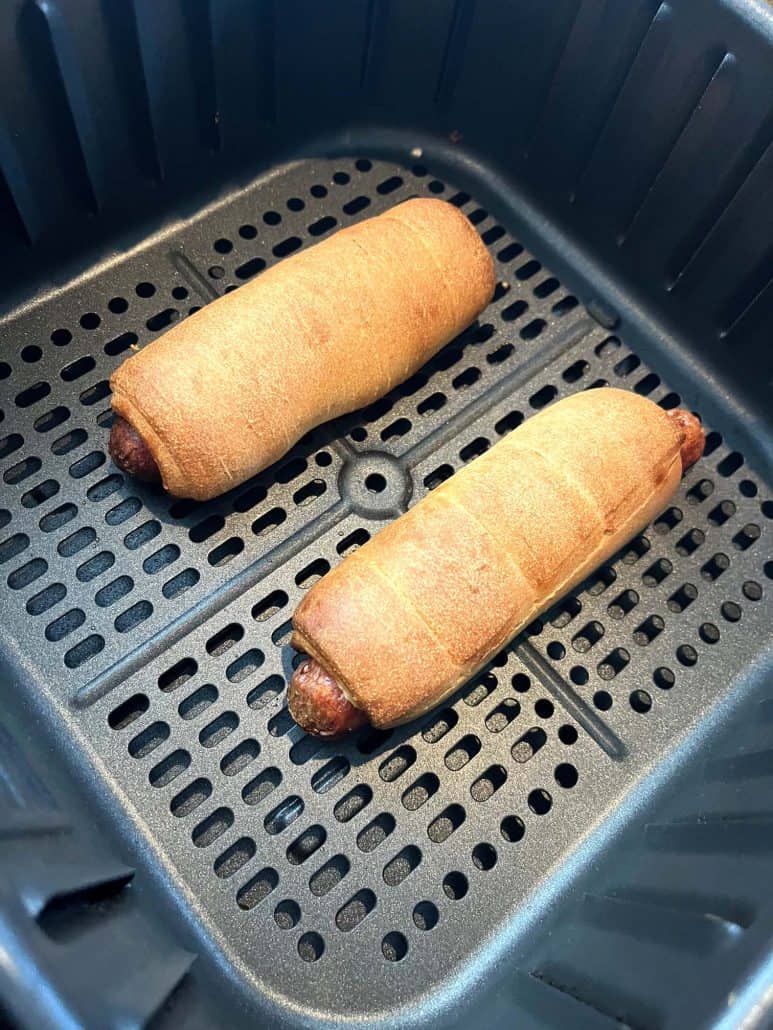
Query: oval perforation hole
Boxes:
[
  {"xmin": 287, "ymin": 824, "xmax": 326, "ymax": 865},
  {"xmin": 163, "ymin": 565, "xmax": 198, "ymax": 599},
  {"xmin": 64, "ymin": 634, "xmax": 104, "ymax": 668},
  {"xmin": 199, "ymin": 711, "xmax": 239, "ymax": 748},
  {"xmin": 242, "ymin": 767, "xmax": 282, "ymax": 807},
  {"xmin": 252, "ymin": 589, "xmax": 289, "ymax": 621},
  {"xmin": 485, "ymin": 698, "xmax": 520, "ymax": 733},
  {"xmin": 27, "ymin": 582, "xmax": 66, "ymax": 615},
  {"xmin": 572, "ymin": 620, "xmax": 604, "ymax": 652},
  {"xmin": 206, "ymin": 622, "xmax": 244, "ymax": 657},
  {"xmin": 427, "ymin": 803, "xmax": 466, "ymax": 843},
  {"xmin": 500, "ymin": 815, "xmax": 526, "ymax": 843},
  {"xmin": 465, "ymin": 671, "xmax": 497, "ymax": 707},
  {"xmin": 379, "ymin": 745, "xmax": 416, "ymax": 783},
  {"xmin": 158, "ymin": 656, "xmax": 197, "ymax": 693},
  {"xmin": 114, "ymin": 600, "xmax": 153, "ymax": 633},
  {"xmin": 607, "ymin": 589, "xmax": 639, "ymax": 618},
  {"xmin": 246, "ymin": 674, "xmax": 283, "ymax": 710},
  {"xmin": 470, "ymin": 764, "xmax": 507, "ymax": 802},
  {"xmin": 309, "ymin": 855, "xmax": 349, "ymax": 897},
  {"xmin": 108, "ymin": 692, "xmax": 149, "ymax": 730},
  {"xmin": 149, "ymin": 749, "xmax": 191, "ymax": 788},
  {"xmin": 445, "ymin": 734, "xmax": 481, "ymax": 771},
  {"xmin": 192, "ymin": 807, "xmax": 234, "ymax": 847},
  {"xmin": 511, "ymin": 727, "xmax": 547, "ymax": 764},
  {"xmin": 421, "ymin": 707, "xmax": 458, "ymax": 744},
  {"xmin": 4, "ymin": 456, "xmax": 42, "ymax": 484},
  {"xmin": 598, "ymin": 647, "xmax": 630, "ymax": 680},
  {"xmin": 128, "ymin": 721, "xmax": 170, "ymax": 759},
  {"xmin": 40, "ymin": 503, "xmax": 77, "ymax": 533},
  {"xmin": 382, "ymin": 931, "xmax": 408, "ymax": 962},
  {"xmin": 214, "ymin": 837, "xmax": 256, "ymax": 879},
  {"xmin": 382, "ymin": 845, "xmax": 421, "ymax": 886},
  {"xmin": 220, "ymin": 739, "xmax": 260, "ymax": 776},
  {"xmin": 7, "ymin": 557, "xmax": 48, "ymax": 589},
  {"xmin": 311, "ymin": 756, "xmax": 350, "ymax": 795},
  {"xmin": 264, "ymin": 795, "xmax": 304, "ymax": 835},
  {"xmin": 45, "ymin": 607, "xmax": 85, "ymax": 642},
  {"xmin": 528, "ymin": 788, "xmax": 553, "ymax": 815},
  {"xmin": 297, "ymin": 931, "xmax": 324, "ymax": 962},
  {"xmin": 413, "ymin": 901, "xmax": 439, "ymax": 931},
  {"xmin": 295, "ymin": 557, "xmax": 329, "ymax": 589},
  {"xmin": 472, "ymin": 843, "xmax": 498, "ymax": 870},
  {"xmin": 95, "ymin": 575, "xmax": 133, "ymax": 608},
  {"xmin": 336, "ymin": 889, "xmax": 376, "ymax": 931},
  {"xmin": 402, "ymin": 772, "xmax": 440, "ymax": 812},
  {"xmin": 0, "ymin": 434, "xmax": 24, "ymax": 460},
  {"xmin": 357, "ymin": 813, "xmax": 396, "ymax": 853},
  {"xmin": 176, "ymin": 685, "xmax": 215, "ymax": 723},
  {"xmin": 87, "ymin": 475, "xmax": 122, "ymax": 502},
  {"xmin": 708, "ymin": 500, "xmax": 735, "ymax": 526},
  {"xmin": 0, "ymin": 535, "xmax": 28, "ymax": 568},
  {"xmin": 267, "ymin": 707, "xmax": 294, "ymax": 738},
  {"xmin": 226, "ymin": 648, "xmax": 264, "ymax": 682},
  {"xmin": 237, "ymin": 867, "xmax": 278, "ymax": 909},
  {"xmin": 334, "ymin": 784, "xmax": 372, "ymax": 823},
  {"xmin": 274, "ymin": 898, "xmax": 300, "ymax": 929},
  {"xmin": 633, "ymin": 615, "xmax": 664, "ymax": 646},
  {"xmin": 442, "ymin": 871, "xmax": 468, "ymax": 900}
]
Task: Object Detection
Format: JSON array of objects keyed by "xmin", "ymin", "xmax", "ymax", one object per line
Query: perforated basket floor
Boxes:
[{"xmin": 1, "ymin": 154, "xmax": 771, "ymax": 1022}]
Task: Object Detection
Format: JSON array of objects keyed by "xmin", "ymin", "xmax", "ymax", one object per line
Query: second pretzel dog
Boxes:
[
  {"xmin": 109, "ymin": 198, "xmax": 494, "ymax": 500},
  {"xmin": 288, "ymin": 388, "xmax": 705, "ymax": 736}
]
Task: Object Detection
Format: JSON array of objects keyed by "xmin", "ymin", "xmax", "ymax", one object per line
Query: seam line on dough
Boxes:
[
  {"xmin": 360, "ymin": 551, "xmax": 459, "ymax": 669},
  {"xmin": 442, "ymin": 491, "xmax": 536, "ymax": 598},
  {"xmin": 347, "ymin": 234, "xmax": 387, "ymax": 387},
  {"xmin": 507, "ymin": 438, "xmax": 613, "ymax": 533},
  {"xmin": 383, "ymin": 212, "xmax": 460, "ymax": 327},
  {"xmin": 529, "ymin": 450, "xmax": 682, "ymax": 616}
]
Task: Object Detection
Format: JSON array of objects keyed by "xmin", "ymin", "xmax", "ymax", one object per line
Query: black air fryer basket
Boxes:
[{"xmin": 1, "ymin": 1, "xmax": 772, "ymax": 1028}]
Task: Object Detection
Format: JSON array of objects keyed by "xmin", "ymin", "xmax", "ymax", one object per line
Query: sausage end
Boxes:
[
  {"xmin": 668, "ymin": 409, "xmax": 705, "ymax": 472},
  {"xmin": 109, "ymin": 416, "xmax": 161, "ymax": 483},
  {"xmin": 288, "ymin": 658, "xmax": 368, "ymax": 737}
]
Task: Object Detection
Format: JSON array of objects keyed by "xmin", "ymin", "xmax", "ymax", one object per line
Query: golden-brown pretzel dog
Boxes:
[
  {"xmin": 288, "ymin": 391, "xmax": 705, "ymax": 735},
  {"xmin": 109, "ymin": 199, "xmax": 495, "ymax": 500}
]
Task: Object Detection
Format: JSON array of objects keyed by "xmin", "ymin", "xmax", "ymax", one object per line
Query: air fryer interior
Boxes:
[{"xmin": 0, "ymin": 2, "xmax": 771, "ymax": 1029}]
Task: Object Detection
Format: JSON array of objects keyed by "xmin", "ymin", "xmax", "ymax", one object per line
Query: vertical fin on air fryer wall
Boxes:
[
  {"xmin": 527, "ymin": 0, "xmax": 662, "ymax": 193},
  {"xmin": 571, "ymin": 2, "xmax": 674, "ymax": 202},
  {"xmin": 130, "ymin": 0, "xmax": 201, "ymax": 179},
  {"xmin": 665, "ymin": 120, "xmax": 773, "ymax": 289},
  {"xmin": 720, "ymin": 272, "xmax": 773, "ymax": 351},
  {"xmin": 33, "ymin": 0, "xmax": 106, "ymax": 213},
  {"xmin": 672, "ymin": 139, "xmax": 773, "ymax": 329},
  {"xmin": 521, "ymin": 0, "xmax": 586, "ymax": 155},
  {"xmin": 435, "ymin": 0, "xmax": 476, "ymax": 111},
  {"xmin": 515, "ymin": 969, "xmax": 625, "ymax": 1029},
  {"xmin": 618, "ymin": 51, "xmax": 737, "ymax": 246},
  {"xmin": 0, "ymin": 718, "xmax": 197, "ymax": 1030},
  {"xmin": 575, "ymin": 892, "xmax": 744, "ymax": 953},
  {"xmin": 208, "ymin": 0, "xmax": 276, "ymax": 145},
  {"xmin": 360, "ymin": 0, "xmax": 389, "ymax": 95},
  {"xmin": 573, "ymin": 1, "xmax": 717, "ymax": 228},
  {"xmin": 180, "ymin": 0, "xmax": 220, "ymax": 154},
  {"xmin": 0, "ymin": 124, "xmax": 41, "ymax": 243},
  {"xmin": 644, "ymin": 814, "xmax": 773, "ymax": 855}
]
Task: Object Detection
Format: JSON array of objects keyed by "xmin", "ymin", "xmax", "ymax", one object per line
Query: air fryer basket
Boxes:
[{"xmin": 0, "ymin": 2, "xmax": 771, "ymax": 1029}]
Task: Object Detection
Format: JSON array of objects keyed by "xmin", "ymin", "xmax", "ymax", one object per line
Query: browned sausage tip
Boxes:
[
  {"xmin": 288, "ymin": 658, "xmax": 368, "ymax": 737},
  {"xmin": 109, "ymin": 417, "xmax": 161, "ymax": 482},
  {"xmin": 667, "ymin": 409, "xmax": 705, "ymax": 472}
]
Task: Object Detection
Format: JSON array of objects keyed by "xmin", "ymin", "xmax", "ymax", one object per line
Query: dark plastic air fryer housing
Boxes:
[{"xmin": 0, "ymin": 2, "xmax": 771, "ymax": 1028}]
